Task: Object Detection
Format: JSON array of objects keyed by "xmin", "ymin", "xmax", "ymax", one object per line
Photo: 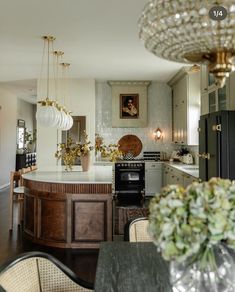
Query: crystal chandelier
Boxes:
[{"xmin": 138, "ymin": 1, "xmax": 235, "ymax": 87}]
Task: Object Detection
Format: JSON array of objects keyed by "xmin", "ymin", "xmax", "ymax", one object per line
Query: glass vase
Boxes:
[{"xmin": 170, "ymin": 244, "xmax": 235, "ymax": 292}]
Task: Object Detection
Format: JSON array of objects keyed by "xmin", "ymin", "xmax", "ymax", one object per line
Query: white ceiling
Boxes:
[{"xmin": 0, "ymin": 0, "xmax": 184, "ymax": 102}]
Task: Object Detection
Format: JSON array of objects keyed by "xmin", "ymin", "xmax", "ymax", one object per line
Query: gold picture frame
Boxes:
[
  {"xmin": 120, "ymin": 94, "xmax": 139, "ymax": 119},
  {"xmin": 109, "ymin": 81, "xmax": 150, "ymax": 128}
]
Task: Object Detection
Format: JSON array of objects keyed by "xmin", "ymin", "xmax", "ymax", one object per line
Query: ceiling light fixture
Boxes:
[
  {"xmin": 59, "ymin": 62, "xmax": 73, "ymax": 131},
  {"xmin": 53, "ymin": 51, "xmax": 73, "ymax": 130},
  {"xmin": 36, "ymin": 36, "xmax": 60, "ymax": 127},
  {"xmin": 36, "ymin": 36, "xmax": 73, "ymax": 130},
  {"xmin": 138, "ymin": 1, "xmax": 235, "ymax": 87}
]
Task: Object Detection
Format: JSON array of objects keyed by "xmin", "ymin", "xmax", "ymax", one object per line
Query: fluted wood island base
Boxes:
[{"xmin": 22, "ymin": 167, "xmax": 113, "ymax": 249}]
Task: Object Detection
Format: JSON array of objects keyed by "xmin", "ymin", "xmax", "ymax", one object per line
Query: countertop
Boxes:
[
  {"xmin": 22, "ymin": 165, "xmax": 113, "ymax": 184},
  {"xmin": 22, "ymin": 162, "xmax": 199, "ymax": 184},
  {"xmin": 164, "ymin": 161, "xmax": 199, "ymax": 178}
]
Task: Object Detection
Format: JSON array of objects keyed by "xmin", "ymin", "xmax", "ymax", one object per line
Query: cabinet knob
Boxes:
[
  {"xmin": 198, "ymin": 153, "xmax": 210, "ymax": 160},
  {"xmin": 212, "ymin": 124, "xmax": 221, "ymax": 132}
]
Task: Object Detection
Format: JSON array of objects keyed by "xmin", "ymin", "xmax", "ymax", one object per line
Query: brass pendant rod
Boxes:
[{"xmin": 47, "ymin": 37, "xmax": 50, "ymax": 99}]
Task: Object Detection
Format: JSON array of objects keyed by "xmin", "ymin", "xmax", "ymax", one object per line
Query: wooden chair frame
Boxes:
[{"xmin": 0, "ymin": 251, "xmax": 93, "ymax": 291}]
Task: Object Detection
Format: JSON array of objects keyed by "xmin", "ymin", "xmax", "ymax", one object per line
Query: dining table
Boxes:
[{"xmin": 94, "ymin": 242, "xmax": 172, "ymax": 292}]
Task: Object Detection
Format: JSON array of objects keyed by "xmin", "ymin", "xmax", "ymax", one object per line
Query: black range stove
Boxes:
[{"xmin": 122, "ymin": 151, "xmax": 161, "ymax": 162}]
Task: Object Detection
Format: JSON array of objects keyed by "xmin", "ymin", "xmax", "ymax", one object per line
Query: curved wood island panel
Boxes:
[{"xmin": 22, "ymin": 167, "xmax": 113, "ymax": 249}]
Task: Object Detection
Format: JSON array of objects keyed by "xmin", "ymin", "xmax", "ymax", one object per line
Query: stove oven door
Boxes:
[{"xmin": 115, "ymin": 168, "xmax": 144, "ymax": 192}]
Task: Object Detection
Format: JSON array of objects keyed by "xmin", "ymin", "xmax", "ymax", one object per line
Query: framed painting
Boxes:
[
  {"xmin": 17, "ymin": 119, "xmax": 25, "ymax": 127},
  {"xmin": 120, "ymin": 94, "xmax": 139, "ymax": 119},
  {"xmin": 110, "ymin": 81, "xmax": 150, "ymax": 128}
]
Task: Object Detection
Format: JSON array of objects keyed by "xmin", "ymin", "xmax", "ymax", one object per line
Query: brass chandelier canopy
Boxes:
[{"xmin": 138, "ymin": 0, "xmax": 235, "ymax": 87}]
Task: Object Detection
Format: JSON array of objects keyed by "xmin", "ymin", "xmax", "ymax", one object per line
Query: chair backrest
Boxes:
[
  {"xmin": 124, "ymin": 217, "xmax": 152, "ymax": 242},
  {"xmin": 21, "ymin": 167, "xmax": 32, "ymax": 174},
  {"xmin": 0, "ymin": 251, "xmax": 93, "ymax": 292},
  {"xmin": 30, "ymin": 165, "xmax": 37, "ymax": 171},
  {"xmin": 9, "ymin": 171, "xmax": 21, "ymax": 193}
]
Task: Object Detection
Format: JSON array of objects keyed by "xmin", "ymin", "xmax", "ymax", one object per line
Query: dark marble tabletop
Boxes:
[{"xmin": 94, "ymin": 242, "xmax": 172, "ymax": 292}]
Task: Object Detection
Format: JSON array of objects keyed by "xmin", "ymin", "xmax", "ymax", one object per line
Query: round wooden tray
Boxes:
[{"xmin": 118, "ymin": 135, "xmax": 142, "ymax": 157}]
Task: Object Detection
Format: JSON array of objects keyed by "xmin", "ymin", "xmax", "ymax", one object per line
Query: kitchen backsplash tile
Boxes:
[{"xmin": 95, "ymin": 81, "xmax": 176, "ymax": 158}]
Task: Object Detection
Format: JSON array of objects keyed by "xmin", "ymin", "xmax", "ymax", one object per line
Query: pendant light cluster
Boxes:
[{"xmin": 36, "ymin": 36, "xmax": 73, "ymax": 130}]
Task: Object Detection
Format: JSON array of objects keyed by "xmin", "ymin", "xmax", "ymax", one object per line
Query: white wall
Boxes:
[
  {"xmin": 17, "ymin": 98, "xmax": 36, "ymax": 133},
  {"xmin": 96, "ymin": 81, "xmax": 175, "ymax": 158},
  {"xmin": 0, "ymin": 87, "xmax": 17, "ymax": 188},
  {"xmin": 37, "ymin": 78, "xmax": 96, "ymax": 169}
]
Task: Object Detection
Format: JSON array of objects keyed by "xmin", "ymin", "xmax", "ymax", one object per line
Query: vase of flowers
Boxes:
[
  {"xmin": 55, "ymin": 137, "xmax": 78, "ymax": 171},
  {"xmin": 55, "ymin": 131, "xmax": 94, "ymax": 171},
  {"xmin": 95, "ymin": 134, "xmax": 123, "ymax": 162},
  {"xmin": 148, "ymin": 178, "xmax": 235, "ymax": 292}
]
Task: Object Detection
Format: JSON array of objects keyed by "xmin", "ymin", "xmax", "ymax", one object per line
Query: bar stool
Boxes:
[{"xmin": 9, "ymin": 167, "xmax": 31, "ymax": 230}]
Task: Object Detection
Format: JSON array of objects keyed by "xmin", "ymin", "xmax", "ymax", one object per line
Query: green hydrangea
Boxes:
[{"xmin": 148, "ymin": 177, "xmax": 235, "ymax": 262}]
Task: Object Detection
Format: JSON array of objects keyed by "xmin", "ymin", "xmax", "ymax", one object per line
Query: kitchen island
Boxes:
[{"xmin": 22, "ymin": 166, "xmax": 113, "ymax": 249}]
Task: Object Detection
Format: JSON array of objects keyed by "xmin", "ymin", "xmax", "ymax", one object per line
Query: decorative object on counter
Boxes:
[
  {"xmin": 95, "ymin": 134, "xmax": 123, "ymax": 162},
  {"xmin": 55, "ymin": 137, "xmax": 77, "ymax": 171},
  {"xmin": 123, "ymin": 151, "xmax": 133, "ymax": 160},
  {"xmin": 80, "ymin": 152, "xmax": 90, "ymax": 172},
  {"xmin": 181, "ymin": 153, "xmax": 194, "ymax": 165},
  {"xmin": 178, "ymin": 147, "xmax": 189, "ymax": 156},
  {"xmin": 154, "ymin": 127, "xmax": 162, "ymax": 141},
  {"xmin": 170, "ymin": 150, "xmax": 181, "ymax": 161},
  {"xmin": 118, "ymin": 134, "xmax": 142, "ymax": 157},
  {"xmin": 149, "ymin": 177, "xmax": 235, "ymax": 292},
  {"xmin": 55, "ymin": 131, "xmax": 94, "ymax": 171},
  {"xmin": 139, "ymin": 1, "xmax": 235, "ymax": 88}
]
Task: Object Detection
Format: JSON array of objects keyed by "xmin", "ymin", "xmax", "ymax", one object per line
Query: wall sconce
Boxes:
[{"xmin": 154, "ymin": 128, "xmax": 162, "ymax": 141}]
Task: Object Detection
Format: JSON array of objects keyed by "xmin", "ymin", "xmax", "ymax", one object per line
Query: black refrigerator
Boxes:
[{"xmin": 199, "ymin": 110, "xmax": 235, "ymax": 181}]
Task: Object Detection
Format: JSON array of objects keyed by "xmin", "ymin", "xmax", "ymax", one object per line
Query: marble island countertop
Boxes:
[
  {"xmin": 165, "ymin": 161, "xmax": 199, "ymax": 178},
  {"xmin": 22, "ymin": 165, "xmax": 113, "ymax": 184}
]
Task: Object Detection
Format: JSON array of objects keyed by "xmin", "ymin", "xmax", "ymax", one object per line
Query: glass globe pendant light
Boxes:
[
  {"xmin": 36, "ymin": 36, "xmax": 60, "ymax": 127},
  {"xmin": 139, "ymin": 1, "xmax": 235, "ymax": 87},
  {"xmin": 53, "ymin": 50, "xmax": 65, "ymax": 129},
  {"xmin": 59, "ymin": 62, "xmax": 73, "ymax": 131}
]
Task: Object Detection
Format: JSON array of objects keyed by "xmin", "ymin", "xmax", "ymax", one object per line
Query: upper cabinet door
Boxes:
[
  {"xmin": 200, "ymin": 65, "xmax": 235, "ymax": 114},
  {"xmin": 169, "ymin": 68, "xmax": 200, "ymax": 146}
]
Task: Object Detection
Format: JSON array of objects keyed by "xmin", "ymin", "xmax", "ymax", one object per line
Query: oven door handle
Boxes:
[
  {"xmin": 117, "ymin": 168, "xmax": 142, "ymax": 171},
  {"xmin": 115, "ymin": 190, "xmax": 142, "ymax": 194}
]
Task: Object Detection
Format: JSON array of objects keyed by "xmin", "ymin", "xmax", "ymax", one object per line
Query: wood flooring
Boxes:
[{"xmin": 0, "ymin": 186, "xmax": 99, "ymax": 287}]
